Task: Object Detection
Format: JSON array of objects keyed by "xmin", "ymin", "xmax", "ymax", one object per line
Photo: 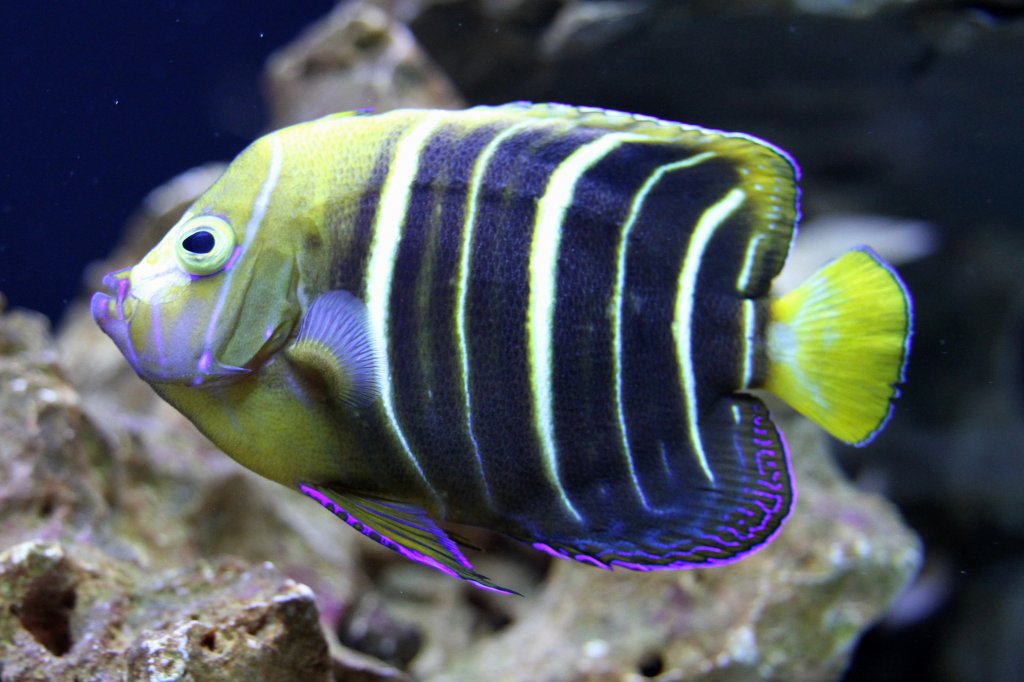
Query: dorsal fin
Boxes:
[{"xmin": 488, "ymin": 102, "xmax": 799, "ymax": 297}]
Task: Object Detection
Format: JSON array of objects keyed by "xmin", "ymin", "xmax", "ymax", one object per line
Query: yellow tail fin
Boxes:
[{"xmin": 765, "ymin": 247, "xmax": 912, "ymax": 445}]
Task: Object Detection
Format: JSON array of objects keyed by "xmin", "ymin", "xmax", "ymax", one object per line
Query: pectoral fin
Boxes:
[
  {"xmin": 299, "ymin": 482, "xmax": 514, "ymax": 594},
  {"xmin": 285, "ymin": 290, "xmax": 382, "ymax": 407}
]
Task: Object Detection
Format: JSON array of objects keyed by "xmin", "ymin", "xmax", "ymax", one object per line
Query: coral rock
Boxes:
[
  {"xmin": 265, "ymin": 0, "xmax": 464, "ymax": 128},
  {"xmin": 0, "ymin": 541, "xmax": 333, "ymax": 681}
]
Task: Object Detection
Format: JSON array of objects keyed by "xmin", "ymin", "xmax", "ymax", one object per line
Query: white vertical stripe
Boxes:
[
  {"xmin": 201, "ymin": 135, "xmax": 284, "ymax": 368},
  {"xmin": 365, "ymin": 112, "xmax": 446, "ymax": 491},
  {"xmin": 456, "ymin": 120, "xmax": 534, "ymax": 501},
  {"xmin": 673, "ymin": 187, "xmax": 747, "ymax": 483},
  {"xmin": 741, "ymin": 298, "xmax": 757, "ymax": 388},
  {"xmin": 530, "ymin": 132, "xmax": 642, "ymax": 522},
  {"xmin": 612, "ymin": 152, "xmax": 716, "ymax": 510},
  {"xmin": 736, "ymin": 233, "xmax": 766, "ymax": 293}
]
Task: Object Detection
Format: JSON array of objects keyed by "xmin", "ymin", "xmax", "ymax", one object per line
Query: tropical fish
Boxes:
[{"xmin": 91, "ymin": 103, "xmax": 912, "ymax": 593}]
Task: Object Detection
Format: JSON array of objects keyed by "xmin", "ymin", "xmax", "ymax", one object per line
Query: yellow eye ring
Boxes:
[{"xmin": 174, "ymin": 215, "xmax": 236, "ymax": 276}]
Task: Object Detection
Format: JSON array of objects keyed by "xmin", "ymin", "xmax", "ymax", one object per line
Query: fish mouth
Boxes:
[
  {"xmin": 91, "ymin": 267, "xmax": 134, "ymax": 321},
  {"xmin": 91, "ymin": 267, "xmax": 138, "ymax": 365},
  {"xmin": 91, "ymin": 266, "xmax": 251, "ymax": 385}
]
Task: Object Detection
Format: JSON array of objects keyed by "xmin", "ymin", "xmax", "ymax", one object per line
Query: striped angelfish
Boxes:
[{"xmin": 92, "ymin": 103, "xmax": 912, "ymax": 593}]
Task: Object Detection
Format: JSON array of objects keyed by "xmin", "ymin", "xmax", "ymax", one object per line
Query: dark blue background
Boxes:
[{"xmin": 0, "ymin": 1, "xmax": 334, "ymax": 323}]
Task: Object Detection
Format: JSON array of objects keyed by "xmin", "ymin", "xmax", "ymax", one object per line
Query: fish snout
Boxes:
[
  {"xmin": 91, "ymin": 267, "xmax": 135, "ymax": 352},
  {"xmin": 92, "ymin": 268, "xmax": 134, "ymax": 317}
]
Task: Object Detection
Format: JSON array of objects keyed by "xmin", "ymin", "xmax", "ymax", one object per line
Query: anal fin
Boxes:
[
  {"xmin": 299, "ymin": 482, "xmax": 514, "ymax": 594},
  {"xmin": 521, "ymin": 397, "xmax": 794, "ymax": 571}
]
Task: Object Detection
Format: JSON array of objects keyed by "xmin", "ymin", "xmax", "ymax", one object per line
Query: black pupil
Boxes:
[{"xmin": 183, "ymin": 230, "xmax": 216, "ymax": 255}]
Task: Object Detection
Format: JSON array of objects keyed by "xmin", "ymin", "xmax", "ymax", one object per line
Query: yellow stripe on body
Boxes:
[
  {"xmin": 455, "ymin": 120, "xmax": 537, "ymax": 503},
  {"xmin": 611, "ymin": 152, "xmax": 716, "ymax": 510},
  {"xmin": 530, "ymin": 131, "xmax": 645, "ymax": 523},
  {"xmin": 673, "ymin": 187, "xmax": 747, "ymax": 484},
  {"xmin": 365, "ymin": 112, "xmax": 447, "ymax": 496}
]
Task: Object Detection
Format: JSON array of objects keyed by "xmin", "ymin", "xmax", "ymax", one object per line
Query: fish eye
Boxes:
[
  {"xmin": 182, "ymin": 230, "xmax": 216, "ymax": 255},
  {"xmin": 175, "ymin": 215, "xmax": 236, "ymax": 276}
]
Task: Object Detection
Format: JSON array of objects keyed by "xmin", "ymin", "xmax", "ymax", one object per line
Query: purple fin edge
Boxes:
[
  {"xmin": 531, "ymin": 406, "xmax": 796, "ymax": 572},
  {"xmin": 299, "ymin": 483, "xmax": 516, "ymax": 595}
]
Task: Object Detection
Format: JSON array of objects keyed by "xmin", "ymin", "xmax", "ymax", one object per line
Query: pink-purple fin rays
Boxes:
[
  {"xmin": 530, "ymin": 397, "xmax": 794, "ymax": 572},
  {"xmin": 299, "ymin": 482, "xmax": 516, "ymax": 594},
  {"xmin": 285, "ymin": 290, "xmax": 382, "ymax": 408}
]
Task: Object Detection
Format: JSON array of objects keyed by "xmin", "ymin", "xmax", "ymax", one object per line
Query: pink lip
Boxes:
[
  {"xmin": 91, "ymin": 267, "xmax": 138, "ymax": 370},
  {"xmin": 91, "ymin": 268, "xmax": 131, "ymax": 321}
]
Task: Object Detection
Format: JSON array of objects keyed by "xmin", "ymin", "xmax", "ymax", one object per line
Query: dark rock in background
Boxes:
[{"xmin": 408, "ymin": 0, "xmax": 1024, "ymax": 228}]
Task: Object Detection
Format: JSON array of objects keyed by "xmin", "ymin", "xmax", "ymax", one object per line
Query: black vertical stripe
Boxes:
[
  {"xmin": 689, "ymin": 197, "xmax": 759, "ymax": 397},
  {"xmin": 618, "ymin": 158, "xmax": 737, "ymax": 510},
  {"xmin": 550, "ymin": 141, "xmax": 683, "ymax": 519},
  {"xmin": 323, "ymin": 120, "xmax": 438, "ymax": 502},
  {"xmin": 466, "ymin": 124, "xmax": 604, "ymax": 529},
  {"xmin": 329, "ymin": 132, "xmax": 399, "ymax": 294},
  {"xmin": 387, "ymin": 123, "xmax": 454, "ymax": 451},
  {"xmin": 386, "ymin": 123, "xmax": 506, "ymax": 512}
]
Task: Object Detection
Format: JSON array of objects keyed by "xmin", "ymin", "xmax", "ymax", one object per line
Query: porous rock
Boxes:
[{"xmin": 0, "ymin": 540, "xmax": 332, "ymax": 681}]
